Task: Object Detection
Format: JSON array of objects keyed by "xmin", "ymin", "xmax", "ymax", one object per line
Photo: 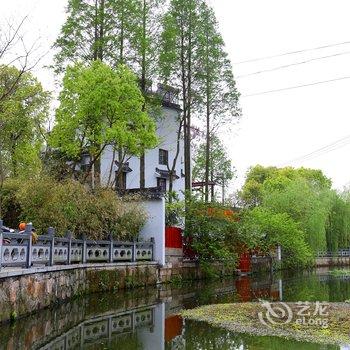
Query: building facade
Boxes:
[{"xmin": 100, "ymin": 85, "xmax": 185, "ymax": 199}]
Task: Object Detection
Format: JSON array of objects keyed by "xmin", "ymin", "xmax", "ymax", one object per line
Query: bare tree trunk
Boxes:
[
  {"xmin": 107, "ymin": 147, "xmax": 116, "ymax": 188},
  {"xmin": 167, "ymin": 119, "xmax": 184, "ymax": 203},
  {"xmin": 184, "ymin": 5, "xmax": 192, "ymax": 194},
  {"xmin": 139, "ymin": 0, "xmax": 147, "ymax": 189},
  {"xmin": 93, "ymin": 0, "xmax": 99, "ymax": 60},
  {"xmin": 204, "ymin": 20, "xmax": 210, "ymax": 203}
]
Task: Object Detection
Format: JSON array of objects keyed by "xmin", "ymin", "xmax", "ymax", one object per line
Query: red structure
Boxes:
[
  {"xmin": 165, "ymin": 226, "xmax": 183, "ymax": 248},
  {"xmin": 165, "ymin": 315, "xmax": 183, "ymax": 342},
  {"xmin": 238, "ymin": 252, "xmax": 252, "ymax": 273}
]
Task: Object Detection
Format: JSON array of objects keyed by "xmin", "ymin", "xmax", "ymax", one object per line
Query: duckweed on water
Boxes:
[{"xmin": 180, "ymin": 302, "xmax": 350, "ymax": 346}]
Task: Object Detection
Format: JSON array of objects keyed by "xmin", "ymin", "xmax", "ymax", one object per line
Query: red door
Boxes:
[{"xmin": 238, "ymin": 252, "xmax": 251, "ymax": 273}]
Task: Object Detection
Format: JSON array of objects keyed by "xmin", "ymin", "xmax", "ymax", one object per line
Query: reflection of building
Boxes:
[{"xmin": 235, "ymin": 276, "xmax": 282, "ymax": 302}]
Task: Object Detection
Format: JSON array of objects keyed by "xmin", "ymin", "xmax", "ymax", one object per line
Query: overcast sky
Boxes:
[{"xmin": 2, "ymin": 0, "xmax": 350, "ymax": 191}]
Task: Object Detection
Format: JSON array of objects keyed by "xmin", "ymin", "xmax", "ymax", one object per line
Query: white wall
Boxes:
[
  {"xmin": 100, "ymin": 106, "xmax": 185, "ymax": 199},
  {"xmin": 139, "ymin": 198, "xmax": 165, "ymax": 266}
]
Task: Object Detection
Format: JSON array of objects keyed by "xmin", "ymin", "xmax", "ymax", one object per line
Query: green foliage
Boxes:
[
  {"xmin": 241, "ymin": 207, "xmax": 313, "ymax": 267},
  {"xmin": 185, "ymin": 199, "xmax": 239, "ymax": 270},
  {"xmin": 326, "ymin": 190, "xmax": 350, "ymax": 252},
  {"xmin": 49, "ymin": 61, "xmax": 158, "ymax": 184},
  {"xmin": 263, "ymin": 177, "xmax": 332, "ymax": 252},
  {"xmin": 0, "ymin": 65, "xmax": 50, "ymax": 181},
  {"xmin": 165, "ymin": 199, "xmax": 185, "ymax": 227},
  {"xmin": 195, "ymin": 1, "xmax": 240, "ymax": 143},
  {"xmin": 0, "ymin": 177, "xmax": 147, "ymax": 240},
  {"xmin": 240, "ymin": 165, "xmax": 337, "ymax": 259},
  {"xmin": 54, "ymin": 0, "xmax": 139, "ymax": 70},
  {"xmin": 193, "ymin": 135, "xmax": 235, "ymax": 200}
]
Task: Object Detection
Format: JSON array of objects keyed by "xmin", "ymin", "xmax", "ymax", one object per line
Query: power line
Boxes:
[
  {"xmin": 242, "ymin": 76, "xmax": 350, "ymax": 97},
  {"xmin": 237, "ymin": 51, "xmax": 350, "ymax": 78},
  {"xmin": 234, "ymin": 41, "xmax": 350, "ymax": 64},
  {"xmin": 280, "ymin": 135, "xmax": 350, "ymax": 166}
]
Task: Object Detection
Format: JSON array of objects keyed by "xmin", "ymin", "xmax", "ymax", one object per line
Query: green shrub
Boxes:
[
  {"xmin": 0, "ymin": 177, "xmax": 147, "ymax": 240},
  {"xmin": 184, "ymin": 200, "xmax": 239, "ymax": 272}
]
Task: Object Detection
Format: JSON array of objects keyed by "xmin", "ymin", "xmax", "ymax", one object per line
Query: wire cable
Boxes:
[
  {"xmin": 237, "ymin": 51, "xmax": 350, "ymax": 78},
  {"xmin": 280, "ymin": 135, "xmax": 350, "ymax": 166},
  {"xmin": 242, "ymin": 76, "xmax": 350, "ymax": 97},
  {"xmin": 234, "ymin": 41, "xmax": 350, "ymax": 64}
]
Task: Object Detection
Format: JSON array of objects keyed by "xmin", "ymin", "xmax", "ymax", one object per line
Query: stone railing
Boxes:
[
  {"xmin": 316, "ymin": 249, "xmax": 350, "ymax": 258},
  {"xmin": 0, "ymin": 220, "xmax": 154, "ymax": 269}
]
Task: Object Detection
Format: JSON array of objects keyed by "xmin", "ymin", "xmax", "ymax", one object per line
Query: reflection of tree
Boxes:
[
  {"xmin": 173, "ymin": 319, "xmax": 338, "ymax": 350},
  {"xmin": 281, "ymin": 272, "xmax": 350, "ymax": 303}
]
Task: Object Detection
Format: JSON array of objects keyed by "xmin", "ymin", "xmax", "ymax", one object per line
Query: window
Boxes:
[
  {"xmin": 159, "ymin": 149, "xmax": 168, "ymax": 165},
  {"xmin": 115, "ymin": 171, "xmax": 127, "ymax": 190},
  {"xmin": 157, "ymin": 178, "xmax": 167, "ymax": 192}
]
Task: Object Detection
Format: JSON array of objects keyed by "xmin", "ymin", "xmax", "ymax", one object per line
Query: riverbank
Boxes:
[
  {"xmin": 0, "ymin": 261, "xmax": 237, "ymax": 324},
  {"xmin": 181, "ymin": 302, "xmax": 350, "ymax": 345}
]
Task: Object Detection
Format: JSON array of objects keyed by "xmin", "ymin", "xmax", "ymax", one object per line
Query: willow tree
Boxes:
[
  {"xmin": 160, "ymin": 0, "xmax": 202, "ymax": 193},
  {"xmin": 49, "ymin": 61, "xmax": 158, "ymax": 188},
  {"xmin": 326, "ymin": 190, "xmax": 350, "ymax": 252},
  {"xmin": 196, "ymin": 2, "xmax": 240, "ymax": 202}
]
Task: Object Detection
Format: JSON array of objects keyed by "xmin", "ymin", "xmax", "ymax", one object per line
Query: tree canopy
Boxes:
[
  {"xmin": 49, "ymin": 60, "xmax": 158, "ymax": 185},
  {"xmin": 0, "ymin": 65, "xmax": 50, "ymax": 181}
]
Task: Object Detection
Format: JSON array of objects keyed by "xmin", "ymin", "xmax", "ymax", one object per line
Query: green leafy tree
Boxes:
[
  {"xmin": 239, "ymin": 165, "xmax": 334, "ymax": 255},
  {"xmin": 193, "ymin": 135, "xmax": 235, "ymax": 203},
  {"xmin": 196, "ymin": 2, "xmax": 240, "ymax": 202},
  {"xmin": 326, "ymin": 190, "xmax": 350, "ymax": 252},
  {"xmin": 0, "ymin": 65, "xmax": 49, "ymax": 181},
  {"xmin": 160, "ymin": 0, "xmax": 202, "ymax": 192},
  {"xmin": 241, "ymin": 207, "xmax": 313, "ymax": 267},
  {"xmin": 262, "ymin": 176, "xmax": 332, "ymax": 252},
  {"xmin": 54, "ymin": 0, "xmax": 139, "ymax": 71},
  {"xmin": 130, "ymin": 0, "xmax": 165, "ymax": 188},
  {"xmin": 49, "ymin": 60, "xmax": 158, "ymax": 187}
]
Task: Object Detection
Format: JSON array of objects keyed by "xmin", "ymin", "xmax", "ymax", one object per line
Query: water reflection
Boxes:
[{"xmin": 1, "ymin": 268, "xmax": 350, "ymax": 350}]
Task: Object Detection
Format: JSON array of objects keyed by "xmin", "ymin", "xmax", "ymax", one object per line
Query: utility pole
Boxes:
[{"xmin": 221, "ymin": 174, "xmax": 225, "ymax": 204}]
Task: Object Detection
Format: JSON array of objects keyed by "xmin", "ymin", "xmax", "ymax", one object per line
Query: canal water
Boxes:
[{"xmin": 1, "ymin": 267, "xmax": 350, "ymax": 349}]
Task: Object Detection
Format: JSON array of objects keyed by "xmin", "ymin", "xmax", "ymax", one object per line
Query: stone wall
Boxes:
[
  {"xmin": 0, "ymin": 262, "xmax": 158, "ymax": 324},
  {"xmin": 0, "ymin": 261, "xmax": 237, "ymax": 324}
]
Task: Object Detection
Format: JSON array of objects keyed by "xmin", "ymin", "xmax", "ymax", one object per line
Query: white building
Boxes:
[{"xmin": 100, "ymin": 85, "xmax": 185, "ymax": 199}]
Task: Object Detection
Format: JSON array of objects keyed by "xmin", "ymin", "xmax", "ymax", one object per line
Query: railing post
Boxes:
[
  {"xmin": 109, "ymin": 235, "xmax": 113, "ymax": 263},
  {"xmin": 82, "ymin": 234, "xmax": 87, "ymax": 264},
  {"xmin": 150, "ymin": 237, "xmax": 155, "ymax": 261},
  {"xmin": 25, "ymin": 223, "xmax": 33, "ymax": 268},
  {"xmin": 132, "ymin": 241, "xmax": 137, "ymax": 262},
  {"xmin": 48, "ymin": 227, "xmax": 55, "ymax": 266},
  {"xmin": 66, "ymin": 231, "xmax": 72, "ymax": 265},
  {"xmin": 0, "ymin": 219, "xmax": 3, "ymax": 271}
]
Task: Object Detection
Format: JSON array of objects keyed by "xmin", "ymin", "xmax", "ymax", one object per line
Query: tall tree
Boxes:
[
  {"xmin": 131, "ymin": 0, "xmax": 164, "ymax": 188},
  {"xmin": 54, "ymin": 0, "xmax": 138, "ymax": 72},
  {"xmin": 160, "ymin": 0, "xmax": 202, "ymax": 193},
  {"xmin": 193, "ymin": 135, "xmax": 235, "ymax": 203},
  {"xmin": 196, "ymin": 2, "xmax": 240, "ymax": 202},
  {"xmin": 49, "ymin": 61, "xmax": 158, "ymax": 187}
]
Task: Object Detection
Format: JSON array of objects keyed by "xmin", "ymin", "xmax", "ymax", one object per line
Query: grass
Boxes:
[{"xmin": 180, "ymin": 302, "xmax": 350, "ymax": 345}]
